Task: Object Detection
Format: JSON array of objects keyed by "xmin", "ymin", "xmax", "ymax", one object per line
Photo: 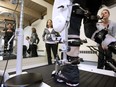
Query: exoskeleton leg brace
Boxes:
[
  {"xmin": 52, "ymin": 0, "xmax": 87, "ymax": 63},
  {"xmin": 52, "ymin": 1, "xmax": 86, "ymax": 86},
  {"xmin": 52, "ymin": 1, "xmax": 116, "ymax": 86}
]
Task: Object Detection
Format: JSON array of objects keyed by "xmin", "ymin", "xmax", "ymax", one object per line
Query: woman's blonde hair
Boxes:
[{"xmin": 101, "ymin": 9, "xmax": 110, "ymax": 15}]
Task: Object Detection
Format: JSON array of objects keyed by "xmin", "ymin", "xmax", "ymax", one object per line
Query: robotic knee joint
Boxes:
[{"xmin": 94, "ymin": 30, "xmax": 108, "ymax": 44}]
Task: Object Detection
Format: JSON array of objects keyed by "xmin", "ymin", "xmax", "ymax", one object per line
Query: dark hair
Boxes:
[
  {"xmin": 7, "ymin": 23, "xmax": 13, "ymax": 25},
  {"xmin": 32, "ymin": 28, "xmax": 36, "ymax": 33},
  {"xmin": 26, "ymin": 36, "xmax": 30, "ymax": 39},
  {"xmin": 46, "ymin": 19, "xmax": 53, "ymax": 28}
]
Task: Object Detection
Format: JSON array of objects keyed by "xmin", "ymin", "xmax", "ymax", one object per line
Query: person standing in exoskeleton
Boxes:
[
  {"xmin": 96, "ymin": 9, "xmax": 116, "ymax": 70},
  {"xmin": 52, "ymin": 0, "xmax": 116, "ymax": 87}
]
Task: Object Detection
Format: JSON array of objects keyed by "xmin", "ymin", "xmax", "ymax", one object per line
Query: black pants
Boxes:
[
  {"xmin": 45, "ymin": 43, "xmax": 58, "ymax": 65},
  {"xmin": 60, "ymin": 64, "xmax": 79, "ymax": 84},
  {"xmin": 27, "ymin": 44, "xmax": 38, "ymax": 57},
  {"xmin": 23, "ymin": 45, "xmax": 27, "ymax": 58},
  {"xmin": 97, "ymin": 45, "xmax": 112, "ymax": 70},
  {"xmin": 4, "ymin": 38, "xmax": 14, "ymax": 53}
]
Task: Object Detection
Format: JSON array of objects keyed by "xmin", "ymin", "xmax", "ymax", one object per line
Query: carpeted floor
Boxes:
[{"xmin": 25, "ymin": 64, "xmax": 116, "ymax": 87}]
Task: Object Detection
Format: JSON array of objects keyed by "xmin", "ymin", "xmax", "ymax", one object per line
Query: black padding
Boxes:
[
  {"xmin": 72, "ymin": 7, "xmax": 85, "ymax": 16},
  {"xmin": 68, "ymin": 38, "xmax": 82, "ymax": 46},
  {"xmin": 84, "ymin": 22, "xmax": 97, "ymax": 39},
  {"xmin": 94, "ymin": 29, "xmax": 108, "ymax": 44},
  {"xmin": 103, "ymin": 0, "xmax": 116, "ymax": 7},
  {"xmin": 108, "ymin": 42, "xmax": 116, "ymax": 54}
]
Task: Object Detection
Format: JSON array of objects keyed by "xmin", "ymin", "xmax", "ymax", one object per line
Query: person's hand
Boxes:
[
  {"xmin": 33, "ymin": 43, "xmax": 37, "ymax": 45},
  {"xmin": 101, "ymin": 44, "xmax": 108, "ymax": 50},
  {"xmin": 101, "ymin": 34, "xmax": 116, "ymax": 50},
  {"xmin": 7, "ymin": 29, "xmax": 13, "ymax": 32}
]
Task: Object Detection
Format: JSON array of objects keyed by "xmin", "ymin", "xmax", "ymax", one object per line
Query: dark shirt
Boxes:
[
  {"xmin": 30, "ymin": 33, "xmax": 40, "ymax": 44},
  {"xmin": 3, "ymin": 28, "xmax": 14, "ymax": 40}
]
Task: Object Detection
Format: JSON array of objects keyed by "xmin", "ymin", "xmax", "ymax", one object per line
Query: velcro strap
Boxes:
[
  {"xmin": 67, "ymin": 55, "xmax": 80, "ymax": 65},
  {"xmin": 94, "ymin": 29, "xmax": 108, "ymax": 44},
  {"xmin": 68, "ymin": 38, "xmax": 87, "ymax": 46}
]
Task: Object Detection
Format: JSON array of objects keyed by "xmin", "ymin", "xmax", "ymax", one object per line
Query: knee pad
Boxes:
[{"xmin": 94, "ymin": 30, "xmax": 108, "ymax": 44}]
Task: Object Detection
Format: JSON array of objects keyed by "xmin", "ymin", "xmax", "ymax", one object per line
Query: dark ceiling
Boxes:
[{"xmin": 44, "ymin": 0, "xmax": 54, "ymax": 5}]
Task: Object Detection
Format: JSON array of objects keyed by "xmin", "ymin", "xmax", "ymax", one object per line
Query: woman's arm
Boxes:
[
  {"xmin": 112, "ymin": 22, "xmax": 116, "ymax": 38},
  {"xmin": 36, "ymin": 35, "xmax": 40, "ymax": 44},
  {"xmin": 42, "ymin": 29, "xmax": 46, "ymax": 41}
]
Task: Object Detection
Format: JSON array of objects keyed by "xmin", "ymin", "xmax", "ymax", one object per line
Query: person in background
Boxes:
[
  {"xmin": 3, "ymin": 23, "xmax": 15, "ymax": 53},
  {"xmin": 26, "ymin": 36, "xmax": 31, "ymax": 49},
  {"xmin": 97, "ymin": 9, "xmax": 116, "ymax": 70},
  {"xmin": 27, "ymin": 36, "xmax": 31, "ymax": 55},
  {"xmin": 42, "ymin": 19, "xmax": 60, "ymax": 65},
  {"xmin": 29, "ymin": 28, "xmax": 40, "ymax": 57},
  {"xmin": 23, "ymin": 36, "xmax": 30, "ymax": 58}
]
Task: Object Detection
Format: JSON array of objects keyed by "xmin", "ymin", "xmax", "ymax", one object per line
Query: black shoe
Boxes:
[
  {"xmin": 27, "ymin": 50, "xmax": 30, "ymax": 54},
  {"xmin": 56, "ymin": 71, "xmax": 79, "ymax": 87}
]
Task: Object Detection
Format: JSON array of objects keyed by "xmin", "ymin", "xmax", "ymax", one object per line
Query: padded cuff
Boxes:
[
  {"xmin": 67, "ymin": 55, "xmax": 80, "ymax": 65},
  {"xmin": 68, "ymin": 38, "xmax": 82, "ymax": 46},
  {"xmin": 94, "ymin": 29, "xmax": 108, "ymax": 44}
]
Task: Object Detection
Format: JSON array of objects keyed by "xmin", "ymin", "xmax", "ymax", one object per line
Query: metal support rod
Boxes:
[
  {"xmin": 16, "ymin": 0, "xmax": 24, "ymax": 75},
  {"xmin": 107, "ymin": 61, "xmax": 116, "ymax": 72}
]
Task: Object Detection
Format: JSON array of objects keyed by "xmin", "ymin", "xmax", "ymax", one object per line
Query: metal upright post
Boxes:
[{"xmin": 16, "ymin": 0, "xmax": 24, "ymax": 75}]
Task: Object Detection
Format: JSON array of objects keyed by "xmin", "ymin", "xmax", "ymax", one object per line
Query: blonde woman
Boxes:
[
  {"xmin": 96, "ymin": 9, "xmax": 116, "ymax": 70},
  {"xmin": 42, "ymin": 19, "xmax": 60, "ymax": 65}
]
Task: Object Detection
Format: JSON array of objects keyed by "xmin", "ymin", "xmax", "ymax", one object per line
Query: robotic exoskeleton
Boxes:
[{"xmin": 52, "ymin": 0, "xmax": 116, "ymax": 86}]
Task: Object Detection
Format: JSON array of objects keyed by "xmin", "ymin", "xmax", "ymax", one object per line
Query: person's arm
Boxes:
[
  {"xmin": 36, "ymin": 34, "xmax": 40, "ymax": 44},
  {"xmin": 112, "ymin": 22, "xmax": 116, "ymax": 38},
  {"xmin": 12, "ymin": 28, "xmax": 15, "ymax": 33},
  {"xmin": 55, "ymin": 31, "xmax": 60, "ymax": 37},
  {"xmin": 42, "ymin": 29, "xmax": 46, "ymax": 41}
]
